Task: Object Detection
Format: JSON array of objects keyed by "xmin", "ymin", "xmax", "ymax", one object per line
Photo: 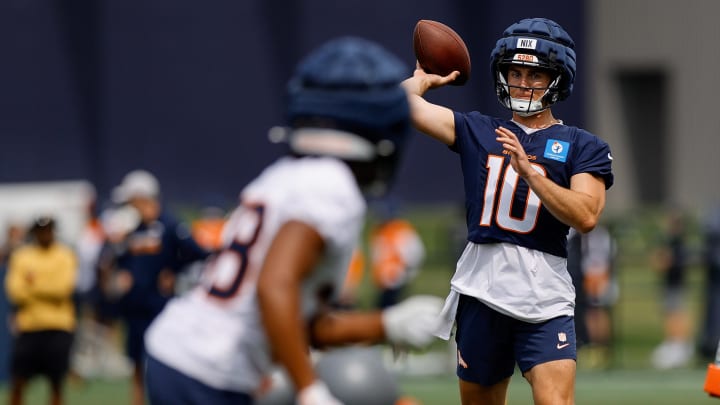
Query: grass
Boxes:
[
  {"xmin": 1, "ymin": 368, "xmax": 714, "ymax": 405},
  {"xmin": 401, "ymin": 368, "xmax": 717, "ymax": 404}
]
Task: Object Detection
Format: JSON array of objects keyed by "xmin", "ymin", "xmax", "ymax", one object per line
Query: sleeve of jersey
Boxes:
[
  {"xmin": 572, "ymin": 132, "xmax": 615, "ymax": 190},
  {"xmin": 285, "ymin": 170, "xmax": 365, "ymax": 251},
  {"xmin": 451, "ymin": 111, "xmax": 493, "ymax": 153}
]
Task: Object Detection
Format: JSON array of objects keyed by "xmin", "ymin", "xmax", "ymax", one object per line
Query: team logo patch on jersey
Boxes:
[{"xmin": 544, "ymin": 139, "xmax": 570, "ymax": 162}]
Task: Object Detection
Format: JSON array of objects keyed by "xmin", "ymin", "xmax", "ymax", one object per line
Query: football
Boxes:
[{"xmin": 413, "ymin": 19, "xmax": 471, "ymax": 85}]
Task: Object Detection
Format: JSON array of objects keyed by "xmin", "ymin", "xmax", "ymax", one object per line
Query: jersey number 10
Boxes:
[{"xmin": 479, "ymin": 155, "xmax": 546, "ymax": 234}]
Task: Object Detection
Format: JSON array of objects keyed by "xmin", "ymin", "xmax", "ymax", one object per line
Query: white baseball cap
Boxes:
[{"xmin": 112, "ymin": 170, "xmax": 160, "ymax": 203}]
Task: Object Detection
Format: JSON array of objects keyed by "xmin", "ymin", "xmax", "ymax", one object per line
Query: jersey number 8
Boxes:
[{"xmin": 202, "ymin": 204, "xmax": 265, "ymax": 300}]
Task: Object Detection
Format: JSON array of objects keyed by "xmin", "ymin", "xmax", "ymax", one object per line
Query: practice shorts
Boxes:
[
  {"xmin": 10, "ymin": 330, "xmax": 74, "ymax": 383},
  {"xmin": 145, "ymin": 354, "xmax": 253, "ymax": 405},
  {"xmin": 454, "ymin": 294, "xmax": 576, "ymax": 386},
  {"xmin": 125, "ymin": 316, "xmax": 154, "ymax": 363}
]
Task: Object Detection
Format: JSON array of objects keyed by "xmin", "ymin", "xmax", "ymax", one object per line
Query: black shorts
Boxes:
[{"xmin": 11, "ymin": 330, "xmax": 74, "ymax": 383}]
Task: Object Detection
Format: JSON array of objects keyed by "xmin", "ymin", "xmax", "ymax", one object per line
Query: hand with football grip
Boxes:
[
  {"xmin": 382, "ymin": 295, "xmax": 443, "ymax": 348},
  {"xmin": 404, "ymin": 62, "xmax": 460, "ymax": 95},
  {"xmin": 297, "ymin": 380, "xmax": 343, "ymax": 405}
]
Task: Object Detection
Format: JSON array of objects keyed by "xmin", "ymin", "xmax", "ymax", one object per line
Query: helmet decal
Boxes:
[{"xmin": 516, "ymin": 38, "xmax": 538, "ymax": 50}]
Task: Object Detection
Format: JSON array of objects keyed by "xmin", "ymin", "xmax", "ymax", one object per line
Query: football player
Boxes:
[
  {"xmin": 402, "ymin": 17, "xmax": 614, "ymax": 405},
  {"xmin": 144, "ymin": 36, "xmax": 443, "ymax": 405}
]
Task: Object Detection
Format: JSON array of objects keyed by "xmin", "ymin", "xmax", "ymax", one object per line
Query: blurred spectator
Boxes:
[
  {"xmin": 173, "ymin": 206, "xmax": 227, "ymax": 295},
  {"xmin": 370, "ymin": 214, "xmax": 425, "ymax": 309},
  {"xmin": 5, "ymin": 216, "xmax": 78, "ymax": 405},
  {"xmin": 73, "ymin": 194, "xmax": 105, "ymax": 318},
  {"xmin": 70, "ymin": 201, "xmax": 136, "ymax": 381},
  {"xmin": 650, "ymin": 210, "xmax": 694, "ymax": 369},
  {"xmin": 448, "ymin": 202, "xmax": 469, "ymax": 264},
  {"xmin": 0, "ymin": 224, "xmax": 27, "ymax": 268},
  {"xmin": 0, "ymin": 223, "xmax": 27, "ymax": 384},
  {"xmin": 338, "ymin": 248, "xmax": 366, "ymax": 309},
  {"xmin": 189, "ymin": 206, "xmax": 226, "ymax": 252},
  {"xmin": 567, "ymin": 225, "xmax": 618, "ymax": 368},
  {"xmin": 567, "ymin": 229, "xmax": 589, "ymax": 349},
  {"xmin": 699, "ymin": 204, "xmax": 720, "ymax": 361},
  {"xmin": 102, "ymin": 170, "xmax": 211, "ymax": 405}
]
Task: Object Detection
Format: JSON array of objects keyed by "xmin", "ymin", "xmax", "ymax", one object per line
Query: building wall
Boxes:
[{"xmin": 588, "ymin": 0, "xmax": 720, "ymax": 214}]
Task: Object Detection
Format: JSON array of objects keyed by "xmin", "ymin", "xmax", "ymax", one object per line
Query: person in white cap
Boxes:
[{"xmin": 104, "ymin": 169, "xmax": 211, "ymax": 405}]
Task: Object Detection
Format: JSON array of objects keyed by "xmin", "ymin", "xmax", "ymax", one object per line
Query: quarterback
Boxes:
[{"xmin": 402, "ymin": 17, "xmax": 614, "ymax": 405}]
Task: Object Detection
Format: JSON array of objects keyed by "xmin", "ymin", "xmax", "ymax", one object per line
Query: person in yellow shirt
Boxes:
[{"xmin": 5, "ymin": 216, "xmax": 78, "ymax": 405}]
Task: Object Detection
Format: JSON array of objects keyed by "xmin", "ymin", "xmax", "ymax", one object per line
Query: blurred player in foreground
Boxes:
[
  {"xmin": 402, "ymin": 17, "xmax": 614, "ymax": 405},
  {"xmin": 144, "ymin": 36, "xmax": 443, "ymax": 405}
]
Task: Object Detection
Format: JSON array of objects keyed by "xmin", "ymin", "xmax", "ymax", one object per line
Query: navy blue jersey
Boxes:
[
  {"xmin": 453, "ymin": 111, "xmax": 614, "ymax": 258},
  {"xmin": 115, "ymin": 212, "xmax": 210, "ymax": 317}
]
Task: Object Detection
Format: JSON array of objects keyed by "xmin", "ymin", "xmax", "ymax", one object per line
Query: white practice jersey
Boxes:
[
  {"xmin": 145, "ymin": 156, "xmax": 365, "ymax": 393},
  {"xmin": 435, "ymin": 242, "xmax": 574, "ymax": 339}
]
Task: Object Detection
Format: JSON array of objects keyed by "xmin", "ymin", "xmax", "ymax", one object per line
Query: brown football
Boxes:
[{"xmin": 413, "ymin": 19, "xmax": 471, "ymax": 85}]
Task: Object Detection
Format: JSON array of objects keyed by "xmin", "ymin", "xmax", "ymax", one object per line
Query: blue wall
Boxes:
[{"xmin": 0, "ymin": 0, "xmax": 585, "ymax": 207}]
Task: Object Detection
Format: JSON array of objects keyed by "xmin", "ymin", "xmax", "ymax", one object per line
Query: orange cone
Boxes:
[{"xmin": 705, "ymin": 363, "xmax": 720, "ymax": 398}]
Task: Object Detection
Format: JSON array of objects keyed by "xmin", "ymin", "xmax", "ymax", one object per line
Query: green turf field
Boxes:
[
  {"xmin": 401, "ymin": 368, "xmax": 717, "ymax": 404},
  {"xmin": 1, "ymin": 368, "xmax": 715, "ymax": 404}
]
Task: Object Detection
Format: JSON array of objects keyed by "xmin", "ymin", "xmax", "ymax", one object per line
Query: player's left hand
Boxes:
[{"xmin": 495, "ymin": 126, "xmax": 535, "ymax": 179}]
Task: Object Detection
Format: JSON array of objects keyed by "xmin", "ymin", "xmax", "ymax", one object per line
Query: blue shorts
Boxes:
[
  {"xmin": 125, "ymin": 316, "xmax": 154, "ymax": 363},
  {"xmin": 455, "ymin": 294, "xmax": 576, "ymax": 386},
  {"xmin": 145, "ymin": 354, "xmax": 253, "ymax": 405}
]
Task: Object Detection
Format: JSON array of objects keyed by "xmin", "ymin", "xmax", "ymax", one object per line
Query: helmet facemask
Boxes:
[{"xmin": 496, "ymin": 64, "xmax": 562, "ymax": 117}]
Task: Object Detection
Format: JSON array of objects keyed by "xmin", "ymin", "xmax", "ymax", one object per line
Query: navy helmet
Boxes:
[
  {"xmin": 281, "ymin": 36, "xmax": 411, "ymax": 196},
  {"xmin": 490, "ymin": 18, "xmax": 576, "ymax": 115}
]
